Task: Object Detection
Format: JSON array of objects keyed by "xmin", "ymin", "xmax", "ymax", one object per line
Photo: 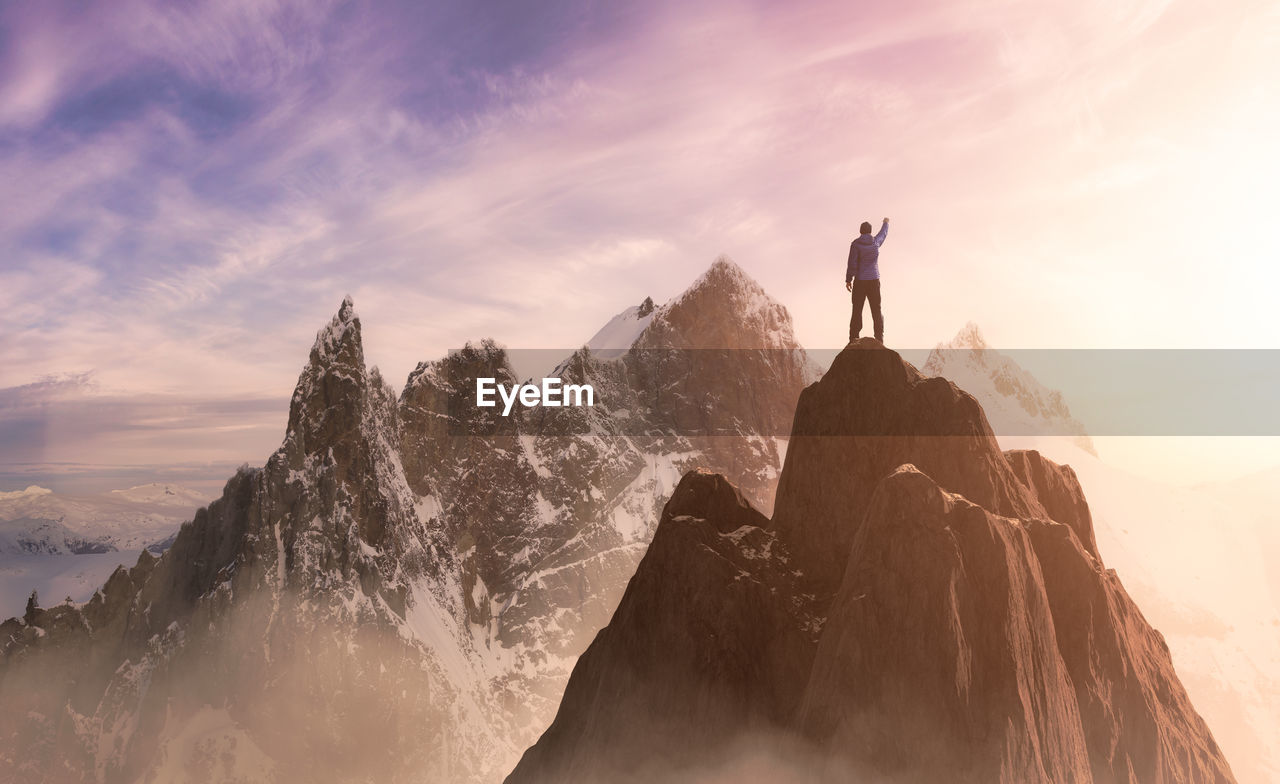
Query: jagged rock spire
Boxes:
[{"xmin": 286, "ymin": 295, "xmax": 368, "ymax": 460}]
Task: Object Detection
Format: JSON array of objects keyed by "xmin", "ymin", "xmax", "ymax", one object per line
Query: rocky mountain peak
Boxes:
[
  {"xmin": 508, "ymin": 339, "xmax": 1236, "ymax": 784},
  {"xmin": 773, "ymin": 339, "xmax": 1045, "ymax": 590},
  {"xmin": 403, "ymin": 338, "xmax": 516, "ymax": 396},
  {"xmin": 691, "ymin": 254, "xmax": 752, "ymax": 289},
  {"xmin": 664, "ymin": 469, "xmax": 768, "ymax": 534},
  {"xmin": 398, "ymin": 338, "xmax": 526, "ymax": 495},
  {"xmin": 401, "ymin": 339, "xmax": 519, "ymax": 425},
  {"xmin": 314, "ymin": 294, "xmax": 361, "ymax": 364},
  {"xmin": 0, "ymin": 265, "xmax": 826, "ymax": 784},
  {"xmin": 953, "ymin": 320, "xmax": 988, "ymax": 349},
  {"xmin": 634, "ymin": 256, "xmax": 801, "ymax": 351},
  {"xmin": 286, "ymin": 296, "xmax": 369, "ymax": 459}
]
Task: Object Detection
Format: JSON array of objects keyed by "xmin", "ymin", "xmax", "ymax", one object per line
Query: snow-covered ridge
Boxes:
[
  {"xmin": 645, "ymin": 255, "xmax": 801, "ymax": 350},
  {"xmin": 585, "ymin": 256, "xmax": 791, "ymax": 358},
  {"xmin": 924, "ymin": 321, "xmax": 1096, "ymax": 455},
  {"xmin": 0, "ymin": 483, "xmax": 210, "ymax": 615},
  {"xmin": 109, "ymin": 483, "xmax": 209, "ymax": 507},
  {"xmin": 1, "ymin": 264, "xmax": 817, "ymax": 784},
  {"xmin": 0, "ymin": 517, "xmax": 112, "ymax": 556},
  {"xmin": 681, "ymin": 255, "xmax": 761, "ymax": 300},
  {"xmin": 585, "ymin": 298, "xmax": 657, "ymax": 359},
  {"xmin": 0, "ymin": 483, "xmax": 207, "ymax": 551}
]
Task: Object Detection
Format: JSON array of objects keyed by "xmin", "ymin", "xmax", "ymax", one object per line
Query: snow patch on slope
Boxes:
[
  {"xmin": 109, "ymin": 484, "xmax": 209, "ymax": 507},
  {"xmin": 586, "ymin": 301, "xmax": 657, "ymax": 359},
  {"xmin": 0, "ymin": 550, "xmax": 146, "ymax": 617}
]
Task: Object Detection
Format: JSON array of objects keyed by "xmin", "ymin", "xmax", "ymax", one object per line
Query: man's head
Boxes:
[{"xmin": 860, "ymin": 221, "xmax": 872, "ymax": 235}]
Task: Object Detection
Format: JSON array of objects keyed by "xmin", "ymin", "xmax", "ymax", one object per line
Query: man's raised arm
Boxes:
[{"xmin": 874, "ymin": 218, "xmax": 890, "ymax": 247}]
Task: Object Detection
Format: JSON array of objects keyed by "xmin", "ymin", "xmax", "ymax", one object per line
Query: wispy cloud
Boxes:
[
  {"xmin": 0, "ymin": 371, "xmax": 285, "ymax": 493},
  {"xmin": 1, "ymin": 0, "xmax": 1277, "ymax": 489}
]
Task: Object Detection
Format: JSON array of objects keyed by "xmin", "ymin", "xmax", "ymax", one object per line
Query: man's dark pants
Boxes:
[{"xmin": 849, "ymin": 279, "xmax": 883, "ymax": 342}]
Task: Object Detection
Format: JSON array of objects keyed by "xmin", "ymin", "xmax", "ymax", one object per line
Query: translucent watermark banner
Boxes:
[{"xmin": 429, "ymin": 346, "xmax": 1280, "ymax": 437}]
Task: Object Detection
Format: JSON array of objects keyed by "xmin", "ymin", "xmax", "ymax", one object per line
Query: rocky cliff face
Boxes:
[
  {"xmin": 923, "ymin": 328, "xmax": 1280, "ymax": 784},
  {"xmin": 390, "ymin": 257, "xmax": 815, "ymax": 742},
  {"xmin": 0, "ymin": 259, "xmax": 816, "ymax": 782},
  {"xmin": 507, "ymin": 341, "xmax": 1235, "ymax": 784},
  {"xmin": 0, "ymin": 297, "xmax": 497, "ymax": 783}
]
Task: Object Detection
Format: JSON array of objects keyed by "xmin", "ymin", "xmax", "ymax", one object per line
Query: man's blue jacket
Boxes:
[{"xmin": 846, "ymin": 220, "xmax": 889, "ymax": 283}]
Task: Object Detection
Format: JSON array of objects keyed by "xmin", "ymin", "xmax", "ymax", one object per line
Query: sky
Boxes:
[{"xmin": 2, "ymin": 0, "xmax": 1279, "ymax": 492}]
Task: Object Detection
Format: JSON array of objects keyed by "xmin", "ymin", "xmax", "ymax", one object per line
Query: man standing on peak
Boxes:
[{"xmin": 845, "ymin": 217, "xmax": 889, "ymax": 343}]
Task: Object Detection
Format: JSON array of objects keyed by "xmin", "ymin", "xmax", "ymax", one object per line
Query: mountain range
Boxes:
[
  {"xmin": 0, "ymin": 483, "xmax": 207, "ymax": 556},
  {"xmin": 0, "ymin": 484, "xmax": 210, "ymax": 621},
  {"xmin": 0, "ymin": 260, "xmax": 1254, "ymax": 783},
  {"xmin": 0, "ymin": 258, "xmax": 815, "ymax": 783}
]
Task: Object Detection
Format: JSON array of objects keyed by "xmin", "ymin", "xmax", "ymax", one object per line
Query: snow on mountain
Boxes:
[
  {"xmin": 586, "ymin": 258, "xmax": 813, "ymax": 360},
  {"xmin": 0, "ymin": 517, "xmax": 111, "ymax": 556},
  {"xmin": 108, "ymin": 483, "xmax": 210, "ymax": 507},
  {"xmin": 635, "ymin": 256, "xmax": 810, "ymax": 352},
  {"xmin": 0, "ymin": 550, "xmax": 147, "ymax": 617},
  {"xmin": 2, "ymin": 297, "xmax": 508, "ymax": 783},
  {"xmin": 5, "ymin": 284, "xmax": 1269, "ymax": 783},
  {"xmin": 923, "ymin": 322, "xmax": 1096, "ymax": 455},
  {"xmin": 397, "ymin": 257, "xmax": 817, "ymax": 772},
  {"xmin": 585, "ymin": 296, "xmax": 656, "ymax": 359},
  {"xmin": 0, "ymin": 483, "xmax": 209, "ymax": 616},
  {"xmin": 1, "ymin": 260, "xmax": 817, "ymax": 783},
  {"xmin": 0, "ymin": 483, "xmax": 207, "ymax": 551},
  {"xmin": 927, "ymin": 322, "xmax": 1277, "ymax": 784}
]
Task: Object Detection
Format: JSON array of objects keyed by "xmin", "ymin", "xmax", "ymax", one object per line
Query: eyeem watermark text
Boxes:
[{"xmin": 476, "ymin": 378, "xmax": 595, "ymax": 416}]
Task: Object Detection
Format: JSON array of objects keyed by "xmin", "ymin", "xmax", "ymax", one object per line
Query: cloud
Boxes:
[
  {"xmin": 0, "ymin": 373, "xmax": 96, "ymax": 407},
  {"xmin": 0, "ymin": 379, "xmax": 287, "ymax": 493},
  {"xmin": 1, "ymin": 0, "xmax": 1277, "ymax": 490}
]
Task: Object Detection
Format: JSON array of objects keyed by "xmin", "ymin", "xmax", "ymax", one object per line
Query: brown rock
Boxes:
[{"xmin": 507, "ymin": 342, "xmax": 1237, "ymax": 784}]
